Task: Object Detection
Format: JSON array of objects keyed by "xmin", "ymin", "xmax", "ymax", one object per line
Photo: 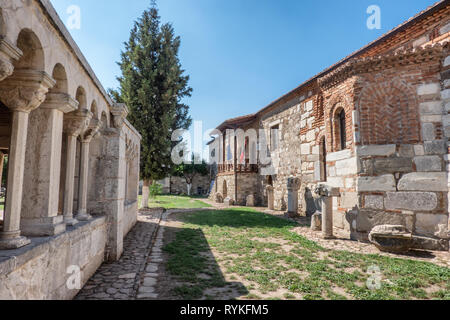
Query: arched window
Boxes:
[{"xmin": 339, "ymin": 109, "xmax": 346, "ymax": 150}]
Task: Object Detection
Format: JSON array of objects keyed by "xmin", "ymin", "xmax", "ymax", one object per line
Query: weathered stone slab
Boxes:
[
  {"xmin": 384, "ymin": 192, "xmax": 438, "ymax": 211},
  {"xmin": 417, "ymin": 83, "xmax": 440, "ymax": 96},
  {"xmin": 326, "ymin": 176, "xmax": 344, "ymax": 188},
  {"xmin": 357, "ymin": 175, "xmax": 396, "ymax": 192},
  {"xmin": 327, "ymin": 149, "xmax": 352, "ymax": 162},
  {"xmin": 369, "ymin": 225, "xmax": 412, "ymax": 253},
  {"xmin": 422, "ymin": 123, "xmax": 435, "ymax": 141},
  {"xmin": 413, "ymin": 156, "xmax": 442, "ymax": 172},
  {"xmin": 356, "ymin": 209, "xmax": 412, "ymax": 233},
  {"xmin": 419, "ymin": 101, "xmax": 443, "ymax": 115},
  {"xmin": 398, "ymin": 172, "xmax": 447, "ymax": 191},
  {"xmin": 340, "ymin": 192, "xmax": 358, "ymax": 209},
  {"xmin": 369, "ymin": 157, "xmax": 412, "ymax": 174},
  {"xmin": 364, "ymin": 195, "xmax": 384, "ymax": 210},
  {"xmin": 415, "ymin": 213, "xmax": 448, "ymax": 238},
  {"xmin": 424, "ymin": 140, "xmax": 446, "ymax": 155},
  {"xmin": 335, "ymin": 157, "xmax": 359, "ymax": 176},
  {"xmin": 356, "ymin": 145, "xmax": 396, "ymax": 157}
]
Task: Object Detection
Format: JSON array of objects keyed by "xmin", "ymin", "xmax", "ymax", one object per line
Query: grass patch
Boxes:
[
  {"xmin": 163, "ymin": 206, "xmax": 450, "ymax": 300},
  {"xmin": 140, "ymin": 194, "xmax": 212, "ymax": 209}
]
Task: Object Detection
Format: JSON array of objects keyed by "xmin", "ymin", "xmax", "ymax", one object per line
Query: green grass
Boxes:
[
  {"xmin": 163, "ymin": 207, "xmax": 450, "ymax": 300},
  {"xmin": 139, "ymin": 194, "xmax": 212, "ymax": 209}
]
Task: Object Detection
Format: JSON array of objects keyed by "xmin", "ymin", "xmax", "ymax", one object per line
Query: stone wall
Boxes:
[
  {"xmin": 168, "ymin": 175, "xmax": 211, "ymax": 195},
  {"xmin": 0, "ymin": 217, "xmax": 107, "ymax": 300}
]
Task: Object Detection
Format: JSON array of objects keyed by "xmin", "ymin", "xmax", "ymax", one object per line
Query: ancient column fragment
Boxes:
[
  {"xmin": 266, "ymin": 185, "xmax": 274, "ymax": 210},
  {"xmin": 287, "ymin": 177, "xmax": 301, "ymax": 217}
]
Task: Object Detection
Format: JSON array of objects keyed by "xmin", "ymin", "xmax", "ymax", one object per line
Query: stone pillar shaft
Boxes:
[
  {"xmin": 63, "ymin": 134, "xmax": 78, "ymax": 225},
  {"xmin": 0, "ymin": 151, "xmax": 4, "ymax": 191},
  {"xmin": 0, "ymin": 111, "xmax": 31, "ymax": 248},
  {"xmin": 20, "ymin": 107, "xmax": 66, "ymax": 236},
  {"xmin": 321, "ymin": 196, "xmax": 334, "ymax": 239},
  {"xmin": 76, "ymin": 140, "xmax": 91, "ymax": 221}
]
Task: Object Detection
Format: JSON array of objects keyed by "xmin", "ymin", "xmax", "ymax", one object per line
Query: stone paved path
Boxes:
[{"xmin": 75, "ymin": 209, "xmax": 164, "ymax": 300}]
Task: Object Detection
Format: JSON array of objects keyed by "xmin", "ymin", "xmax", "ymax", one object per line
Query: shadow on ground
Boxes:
[{"xmin": 157, "ymin": 215, "xmax": 248, "ymax": 300}]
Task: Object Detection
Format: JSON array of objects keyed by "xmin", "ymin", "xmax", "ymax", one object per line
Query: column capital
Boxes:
[
  {"xmin": 0, "ymin": 69, "xmax": 56, "ymax": 113},
  {"xmin": 0, "ymin": 37, "xmax": 22, "ymax": 82},
  {"xmin": 110, "ymin": 103, "xmax": 129, "ymax": 129},
  {"xmin": 81, "ymin": 118, "xmax": 101, "ymax": 142},
  {"xmin": 63, "ymin": 108, "xmax": 93, "ymax": 137},
  {"xmin": 40, "ymin": 92, "xmax": 79, "ymax": 113}
]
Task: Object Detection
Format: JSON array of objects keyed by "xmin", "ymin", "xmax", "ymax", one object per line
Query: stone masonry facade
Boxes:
[
  {"xmin": 210, "ymin": 1, "xmax": 450, "ymax": 251},
  {"xmin": 0, "ymin": 0, "xmax": 141, "ymax": 299}
]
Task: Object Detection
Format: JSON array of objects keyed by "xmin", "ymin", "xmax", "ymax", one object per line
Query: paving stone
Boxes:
[
  {"xmin": 76, "ymin": 211, "xmax": 163, "ymax": 300},
  {"xmin": 139, "ymin": 286, "xmax": 155, "ymax": 293},
  {"xmin": 146, "ymin": 264, "xmax": 158, "ymax": 272},
  {"xmin": 143, "ymin": 277, "xmax": 157, "ymax": 287},
  {"xmin": 137, "ymin": 293, "xmax": 158, "ymax": 299}
]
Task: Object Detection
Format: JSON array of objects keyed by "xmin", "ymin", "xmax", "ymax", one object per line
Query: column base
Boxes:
[
  {"xmin": 76, "ymin": 213, "xmax": 92, "ymax": 222},
  {"xmin": 0, "ymin": 234, "xmax": 31, "ymax": 250},
  {"xmin": 64, "ymin": 216, "xmax": 79, "ymax": 226},
  {"xmin": 20, "ymin": 216, "xmax": 66, "ymax": 237}
]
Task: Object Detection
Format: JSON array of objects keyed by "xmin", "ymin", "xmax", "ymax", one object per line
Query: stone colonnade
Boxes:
[{"xmin": 0, "ymin": 34, "xmax": 139, "ymax": 258}]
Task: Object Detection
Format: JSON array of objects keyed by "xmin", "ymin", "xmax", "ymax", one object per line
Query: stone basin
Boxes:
[{"xmin": 369, "ymin": 225, "xmax": 413, "ymax": 253}]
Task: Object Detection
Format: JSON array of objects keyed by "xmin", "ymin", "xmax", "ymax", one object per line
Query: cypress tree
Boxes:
[{"xmin": 110, "ymin": 3, "xmax": 192, "ymax": 207}]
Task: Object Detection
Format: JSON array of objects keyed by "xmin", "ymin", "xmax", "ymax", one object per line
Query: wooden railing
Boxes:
[{"xmin": 218, "ymin": 161, "xmax": 258, "ymax": 174}]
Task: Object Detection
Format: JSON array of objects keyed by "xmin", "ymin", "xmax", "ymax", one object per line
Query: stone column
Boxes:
[
  {"xmin": 0, "ymin": 69, "xmax": 55, "ymax": 249},
  {"xmin": 286, "ymin": 177, "xmax": 301, "ymax": 218},
  {"xmin": 76, "ymin": 119, "xmax": 100, "ymax": 221},
  {"xmin": 321, "ymin": 196, "xmax": 334, "ymax": 239},
  {"xmin": 20, "ymin": 93, "xmax": 77, "ymax": 236},
  {"xmin": 62, "ymin": 109, "xmax": 92, "ymax": 226},
  {"xmin": 0, "ymin": 151, "xmax": 4, "ymax": 192},
  {"xmin": 266, "ymin": 185, "xmax": 274, "ymax": 210}
]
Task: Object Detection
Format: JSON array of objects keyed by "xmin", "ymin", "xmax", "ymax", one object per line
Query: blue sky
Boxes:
[{"xmin": 51, "ymin": 0, "xmax": 437, "ymax": 133}]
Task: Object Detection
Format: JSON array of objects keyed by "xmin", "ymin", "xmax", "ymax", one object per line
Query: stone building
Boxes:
[
  {"xmin": 158, "ymin": 175, "xmax": 211, "ymax": 195},
  {"xmin": 0, "ymin": 0, "xmax": 141, "ymax": 299},
  {"xmin": 210, "ymin": 1, "xmax": 450, "ymax": 251}
]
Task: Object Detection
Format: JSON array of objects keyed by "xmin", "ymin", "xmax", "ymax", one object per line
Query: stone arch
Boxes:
[
  {"xmin": 50, "ymin": 63, "xmax": 68, "ymax": 94},
  {"xmin": 14, "ymin": 29, "xmax": 44, "ymax": 70},
  {"xmin": 75, "ymin": 86, "xmax": 87, "ymax": 110},
  {"xmin": 358, "ymin": 78, "xmax": 419, "ymax": 145},
  {"xmin": 90, "ymin": 100, "xmax": 98, "ymax": 119},
  {"xmin": 100, "ymin": 111, "xmax": 108, "ymax": 129}
]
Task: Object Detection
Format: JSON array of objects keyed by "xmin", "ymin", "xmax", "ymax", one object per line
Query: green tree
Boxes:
[
  {"xmin": 110, "ymin": 3, "xmax": 192, "ymax": 207},
  {"xmin": 172, "ymin": 154, "xmax": 208, "ymax": 196}
]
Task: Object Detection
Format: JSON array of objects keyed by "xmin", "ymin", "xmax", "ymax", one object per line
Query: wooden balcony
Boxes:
[{"xmin": 218, "ymin": 161, "xmax": 258, "ymax": 174}]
